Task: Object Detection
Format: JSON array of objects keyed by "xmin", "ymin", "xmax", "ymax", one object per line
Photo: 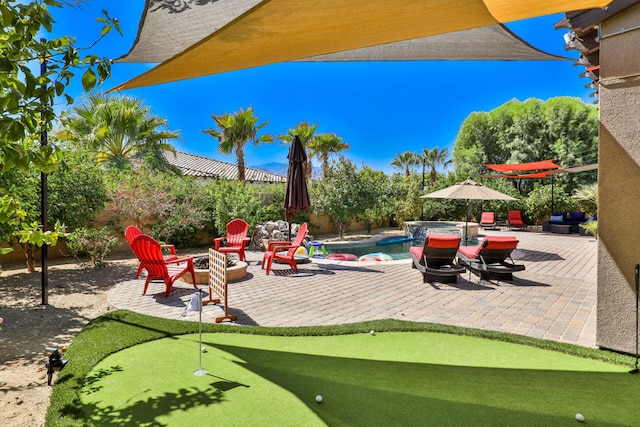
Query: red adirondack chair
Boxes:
[
  {"xmin": 125, "ymin": 225, "xmax": 178, "ymax": 278},
  {"xmin": 214, "ymin": 219, "xmax": 251, "ymax": 261},
  {"xmin": 262, "ymin": 223, "xmax": 308, "ymax": 275},
  {"xmin": 130, "ymin": 234, "xmax": 197, "ymax": 297}
]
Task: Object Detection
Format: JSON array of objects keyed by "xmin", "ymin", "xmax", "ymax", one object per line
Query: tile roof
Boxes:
[{"xmin": 163, "ymin": 151, "xmax": 286, "ymax": 183}]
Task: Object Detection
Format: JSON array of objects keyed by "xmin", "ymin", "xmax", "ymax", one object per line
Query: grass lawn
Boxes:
[{"xmin": 47, "ymin": 310, "xmax": 638, "ymax": 426}]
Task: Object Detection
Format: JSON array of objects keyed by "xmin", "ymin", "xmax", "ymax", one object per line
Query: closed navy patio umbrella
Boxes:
[{"xmin": 284, "ymin": 135, "xmax": 311, "ymax": 238}]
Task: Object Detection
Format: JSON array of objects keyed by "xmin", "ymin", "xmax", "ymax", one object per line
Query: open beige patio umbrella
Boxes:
[
  {"xmin": 111, "ymin": 0, "xmax": 611, "ymax": 91},
  {"xmin": 421, "ymin": 178, "xmax": 517, "ymax": 244}
]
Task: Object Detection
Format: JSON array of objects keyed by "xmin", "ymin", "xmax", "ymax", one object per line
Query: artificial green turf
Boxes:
[
  {"xmin": 46, "ymin": 310, "xmax": 638, "ymax": 426},
  {"xmin": 80, "ymin": 332, "xmax": 638, "ymax": 426}
]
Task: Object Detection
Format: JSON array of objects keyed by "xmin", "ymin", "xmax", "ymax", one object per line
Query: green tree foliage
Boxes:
[
  {"xmin": 356, "ymin": 167, "xmax": 393, "ymax": 232},
  {"xmin": 521, "ymin": 183, "xmax": 576, "ymax": 226},
  {"xmin": 572, "ymin": 182, "xmax": 598, "ymax": 216},
  {"xmin": 452, "ymin": 97, "xmax": 598, "ymax": 194},
  {"xmin": 390, "ymin": 151, "xmax": 420, "ymax": 176},
  {"xmin": 0, "ymin": 146, "xmax": 107, "ymax": 270},
  {"xmin": 309, "ymin": 133, "xmax": 350, "ymax": 178},
  {"xmin": 0, "ymin": 1, "xmax": 119, "ymax": 266},
  {"xmin": 311, "ymin": 157, "xmax": 394, "ymax": 236},
  {"xmin": 105, "ymin": 167, "xmax": 178, "ymax": 231},
  {"xmin": 48, "ymin": 147, "xmax": 108, "ymax": 228},
  {"xmin": 389, "ymin": 172, "xmax": 423, "ymax": 223},
  {"xmin": 58, "ymin": 93, "xmax": 179, "ymax": 169},
  {"xmin": 310, "ymin": 156, "xmax": 362, "ymax": 237},
  {"xmin": 279, "ymin": 121, "xmax": 318, "ymax": 177},
  {"xmin": 0, "ymin": 0, "xmax": 119, "ymax": 173},
  {"xmin": 422, "ymin": 147, "xmax": 452, "ymax": 187},
  {"xmin": 204, "ymin": 180, "xmax": 273, "ymax": 237},
  {"xmin": 65, "ymin": 226, "xmax": 118, "ymax": 268},
  {"xmin": 202, "ymin": 107, "xmax": 273, "ymax": 182}
]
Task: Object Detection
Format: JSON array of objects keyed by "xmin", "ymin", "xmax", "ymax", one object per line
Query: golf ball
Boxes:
[
  {"xmin": 201, "ymin": 346, "xmax": 207, "ymax": 353},
  {"xmin": 370, "ymin": 330, "xmax": 375, "ymax": 335},
  {"xmin": 575, "ymin": 413, "xmax": 584, "ymax": 422},
  {"xmin": 315, "ymin": 394, "xmax": 323, "ymax": 403}
]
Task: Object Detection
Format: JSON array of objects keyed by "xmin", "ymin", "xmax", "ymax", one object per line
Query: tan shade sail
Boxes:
[{"xmin": 112, "ymin": 0, "xmax": 611, "ymax": 91}]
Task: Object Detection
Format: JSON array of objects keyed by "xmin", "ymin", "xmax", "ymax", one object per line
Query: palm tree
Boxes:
[
  {"xmin": 202, "ymin": 107, "xmax": 273, "ymax": 182},
  {"xmin": 423, "ymin": 147, "xmax": 452, "ymax": 186},
  {"xmin": 390, "ymin": 151, "xmax": 420, "ymax": 176},
  {"xmin": 59, "ymin": 93, "xmax": 180, "ymax": 169},
  {"xmin": 308, "ymin": 133, "xmax": 350, "ymax": 178},
  {"xmin": 279, "ymin": 122, "xmax": 318, "ymax": 177}
]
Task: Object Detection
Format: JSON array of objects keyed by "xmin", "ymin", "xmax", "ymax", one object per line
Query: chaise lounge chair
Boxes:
[
  {"xmin": 480, "ymin": 212, "xmax": 497, "ymax": 230},
  {"xmin": 409, "ymin": 234, "xmax": 466, "ymax": 284},
  {"xmin": 456, "ymin": 236, "xmax": 525, "ymax": 283},
  {"xmin": 507, "ymin": 210, "xmax": 526, "ymax": 231}
]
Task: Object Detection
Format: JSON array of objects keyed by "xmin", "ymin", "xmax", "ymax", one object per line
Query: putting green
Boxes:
[{"xmin": 81, "ymin": 332, "xmax": 639, "ymax": 426}]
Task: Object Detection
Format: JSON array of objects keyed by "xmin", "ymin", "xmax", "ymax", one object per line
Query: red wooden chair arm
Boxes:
[
  {"xmin": 267, "ymin": 240, "xmax": 293, "ymax": 251},
  {"xmin": 213, "ymin": 237, "xmax": 224, "ymax": 250},
  {"xmin": 269, "ymin": 243, "xmax": 297, "ymax": 253},
  {"xmin": 165, "ymin": 256, "xmax": 193, "ymax": 266}
]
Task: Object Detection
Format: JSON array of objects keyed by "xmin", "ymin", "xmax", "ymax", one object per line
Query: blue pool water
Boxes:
[
  {"xmin": 325, "ymin": 239, "xmax": 423, "ymax": 260},
  {"xmin": 324, "ymin": 230, "xmax": 480, "ymax": 261}
]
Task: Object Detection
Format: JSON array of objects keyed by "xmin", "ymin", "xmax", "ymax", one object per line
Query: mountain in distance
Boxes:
[{"xmin": 252, "ymin": 162, "xmax": 288, "ymax": 176}]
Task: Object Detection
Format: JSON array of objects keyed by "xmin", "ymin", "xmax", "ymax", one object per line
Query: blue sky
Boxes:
[{"xmin": 49, "ymin": 2, "xmax": 591, "ymax": 174}]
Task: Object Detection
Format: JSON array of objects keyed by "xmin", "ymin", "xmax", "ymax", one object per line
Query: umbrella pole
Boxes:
[{"xmin": 465, "ymin": 200, "xmax": 469, "ymax": 245}]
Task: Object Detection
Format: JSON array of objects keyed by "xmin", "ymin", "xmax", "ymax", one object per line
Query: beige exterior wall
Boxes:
[
  {"xmin": 0, "ymin": 211, "xmax": 376, "ymax": 266},
  {"xmin": 597, "ymin": 4, "xmax": 640, "ymax": 353}
]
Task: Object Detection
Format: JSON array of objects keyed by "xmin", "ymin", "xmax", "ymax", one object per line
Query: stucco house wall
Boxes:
[{"xmin": 597, "ymin": 2, "xmax": 640, "ymax": 353}]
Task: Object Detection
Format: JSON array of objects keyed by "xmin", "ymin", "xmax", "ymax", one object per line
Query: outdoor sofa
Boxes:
[{"xmin": 543, "ymin": 211, "xmax": 588, "ymax": 234}]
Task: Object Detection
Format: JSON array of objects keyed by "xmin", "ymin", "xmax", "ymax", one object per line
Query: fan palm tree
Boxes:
[
  {"xmin": 308, "ymin": 133, "xmax": 350, "ymax": 178},
  {"xmin": 390, "ymin": 151, "xmax": 420, "ymax": 176},
  {"xmin": 202, "ymin": 107, "xmax": 273, "ymax": 182},
  {"xmin": 279, "ymin": 122, "xmax": 318, "ymax": 177},
  {"xmin": 59, "ymin": 93, "xmax": 179, "ymax": 170},
  {"xmin": 423, "ymin": 147, "xmax": 452, "ymax": 186}
]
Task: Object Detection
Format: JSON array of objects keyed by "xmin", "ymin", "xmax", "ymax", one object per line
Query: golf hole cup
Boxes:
[{"xmin": 315, "ymin": 394, "xmax": 323, "ymax": 403}]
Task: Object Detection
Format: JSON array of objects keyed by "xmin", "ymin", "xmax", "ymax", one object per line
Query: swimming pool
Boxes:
[
  {"xmin": 324, "ymin": 238, "xmax": 422, "ymax": 260},
  {"xmin": 324, "ymin": 233, "xmax": 480, "ymax": 261}
]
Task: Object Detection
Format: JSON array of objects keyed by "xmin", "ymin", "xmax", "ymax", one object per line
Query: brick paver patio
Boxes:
[{"xmin": 109, "ymin": 228, "xmax": 598, "ymax": 348}]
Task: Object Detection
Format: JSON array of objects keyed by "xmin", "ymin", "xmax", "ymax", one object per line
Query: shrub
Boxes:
[{"xmin": 66, "ymin": 227, "xmax": 119, "ymax": 269}]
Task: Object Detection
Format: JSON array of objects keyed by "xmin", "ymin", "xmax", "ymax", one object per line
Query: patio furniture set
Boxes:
[
  {"xmin": 410, "ymin": 233, "xmax": 525, "ymax": 285},
  {"xmin": 479, "ymin": 210, "xmax": 527, "ymax": 231},
  {"xmin": 542, "ymin": 211, "xmax": 590, "ymax": 234}
]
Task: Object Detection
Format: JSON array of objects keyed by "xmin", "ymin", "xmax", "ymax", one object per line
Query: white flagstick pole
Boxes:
[{"xmin": 194, "ymin": 289, "xmax": 207, "ymax": 376}]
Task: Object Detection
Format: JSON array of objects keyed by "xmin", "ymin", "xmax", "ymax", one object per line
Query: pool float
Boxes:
[
  {"xmin": 377, "ymin": 236, "xmax": 415, "ymax": 245},
  {"xmin": 359, "ymin": 252, "xmax": 393, "ymax": 262},
  {"xmin": 326, "ymin": 253, "xmax": 358, "ymax": 261}
]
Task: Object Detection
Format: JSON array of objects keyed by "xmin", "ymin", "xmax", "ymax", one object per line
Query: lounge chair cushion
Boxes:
[
  {"xmin": 458, "ymin": 236, "xmax": 518, "ymax": 259},
  {"xmin": 550, "ymin": 215, "xmax": 565, "ymax": 222},
  {"xmin": 410, "ymin": 234, "xmax": 460, "ymax": 258}
]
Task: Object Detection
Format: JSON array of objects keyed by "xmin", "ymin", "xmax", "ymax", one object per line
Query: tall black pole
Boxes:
[
  {"xmin": 551, "ymin": 174, "xmax": 555, "ymax": 213},
  {"xmin": 421, "ymin": 158, "xmax": 425, "ymax": 221},
  {"xmin": 40, "ymin": 38, "xmax": 48, "ymax": 305}
]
